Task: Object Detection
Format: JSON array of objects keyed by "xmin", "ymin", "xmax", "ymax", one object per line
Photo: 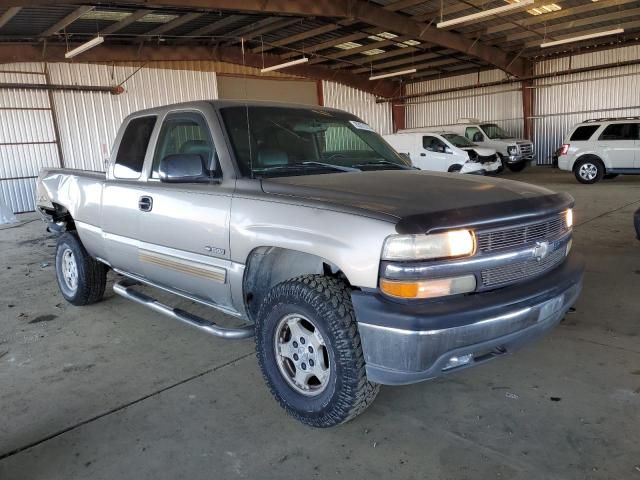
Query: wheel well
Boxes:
[
  {"xmin": 448, "ymin": 164, "xmax": 462, "ymax": 172},
  {"xmin": 242, "ymin": 247, "xmax": 350, "ymax": 322},
  {"xmin": 573, "ymin": 154, "xmax": 603, "ymax": 172}
]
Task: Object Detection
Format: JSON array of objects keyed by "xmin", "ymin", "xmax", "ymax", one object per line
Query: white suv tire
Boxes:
[{"xmin": 574, "ymin": 156, "xmax": 604, "ymax": 184}]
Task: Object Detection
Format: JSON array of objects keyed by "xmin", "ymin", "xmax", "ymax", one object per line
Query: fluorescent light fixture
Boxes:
[
  {"xmin": 335, "ymin": 41, "xmax": 362, "ymax": 50},
  {"xmin": 369, "ymin": 68, "xmax": 416, "ymax": 80},
  {"xmin": 377, "ymin": 31, "xmax": 398, "ymax": 39},
  {"xmin": 403, "ymin": 39, "xmax": 421, "ymax": 46},
  {"xmin": 65, "ymin": 35, "xmax": 104, "ymax": 59},
  {"xmin": 261, "ymin": 57, "xmax": 308, "ymax": 73},
  {"xmin": 437, "ymin": 0, "xmax": 534, "ymax": 28},
  {"xmin": 540, "ymin": 28, "xmax": 624, "ymax": 48},
  {"xmin": 362, "ymin": 48, "xmax": 386, "ymax": 56}
]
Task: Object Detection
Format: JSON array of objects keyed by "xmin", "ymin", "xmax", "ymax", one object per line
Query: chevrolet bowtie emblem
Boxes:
[{"xmin": 532, "ymin": 241, "xmax": 550, "ymax": 261}]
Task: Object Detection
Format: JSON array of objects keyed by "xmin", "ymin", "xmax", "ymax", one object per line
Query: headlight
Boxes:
[
  {"xmin": 382, "ymin": 230, "xmax": 475, "ymax": 261},
  {"xmin": 565, "ymin": 208, "xmax": 573, "ymax": 228},
  {"xmin": 380, "ymin": 275, "xmax": 476, "ymax": 299},
  {"xmin": 507, "ymin": 146, "xmax": 517, "ymax": 155}
]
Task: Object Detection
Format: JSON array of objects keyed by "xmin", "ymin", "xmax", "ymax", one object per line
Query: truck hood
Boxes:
[
  {"xmin": 261, "ymin": 170, "xmax": 573, "ymax": 234},
  {"xmin": 461, "ymin": 146, "xmax": 496, "ymax": 156}
]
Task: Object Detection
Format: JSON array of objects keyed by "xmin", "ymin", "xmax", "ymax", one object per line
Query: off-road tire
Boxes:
[
  {"xmin": 574, "ymin": 156, "xmax": 604, "ymax": 184},
  {"xmin": 255, "ymin": 275, "xmax": 379, "ymax": 427},
  {"xmin": 55, "ymin": 232, "xmax": 107, "ymax": 306}
]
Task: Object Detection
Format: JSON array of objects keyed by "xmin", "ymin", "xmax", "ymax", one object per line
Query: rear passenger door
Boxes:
[
  {"xmin": 136, "ymin": 110, "xmax": 235, "ymax": 310},
  {"xmin": 598, "ymin": 123, "xmax": 637, "ymax": 169},
  {"xmin": 101, "ymin": 115, "xmax": 157, "ymax": 274}
]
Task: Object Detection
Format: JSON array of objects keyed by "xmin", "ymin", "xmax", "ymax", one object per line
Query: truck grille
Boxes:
[
  {"xmin": 518, "ymin": 143, "xmax": 533, "ymax": 156},
  {"xmin": 481, "ymin": 247, "xmax": 566, "ymax": 288},
  {"xmin": 476, "ymin": 213, "xmax": 568, "ymax": 253}
]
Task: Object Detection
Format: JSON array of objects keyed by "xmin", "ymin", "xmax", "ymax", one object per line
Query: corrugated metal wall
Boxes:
[
  {"xmin": 533, "ymin": 45, "xmax": 640, "ymax": 165},
  {"xmin": 0, "ymin": 62, "xmax": 217, "ymax": 212},
  {"xmin": 0, "ymin": 63, "xmax": 61, "ymax": 213},
  {"xmin": 322, "ymin": 81, "xmax": 393, "ymax": 135},
  {"xmin": 405, "ymin": 69, "xmax": 524, "ymax": 139},
  {"xmin": 48, "ymin": 63, "xmax": 218, "ymax": 172}
]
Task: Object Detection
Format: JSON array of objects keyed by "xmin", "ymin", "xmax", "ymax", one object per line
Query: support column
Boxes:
[
  {"xmin": 391, "ymin": 83, "xmax": 406, "ymax": 133},
  {"xmin": 522, "ymin": 79, "xmax": 534, "ymax": 141}
]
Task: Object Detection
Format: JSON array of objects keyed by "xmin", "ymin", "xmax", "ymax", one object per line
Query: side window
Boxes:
[
  {"xmin": 423, "ymin": 136, "xmax": 446, "ymax": 153},
  {"xmin": 151, "ymin": 113, "xmax": 218, "ymax": 179},
  {"xmin": 113, "ymin": 116, "xmax": 157, "ymax": 179},
  {"xmin": 570, "ymin": 125, "xmax": 600, "ymax": 141},
  {"xmin": 465, "ymin": 126, "xmax": 482, "ymax": 142},
  {"xmin": 598, "ymin": 123, "xmax": 638, "ymax": 141}
]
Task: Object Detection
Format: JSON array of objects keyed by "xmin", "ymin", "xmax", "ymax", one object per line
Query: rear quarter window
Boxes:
[
  {"xmin": 114, "ymin": 116, "xmax": 157, "ymax": 179},
  {"xmin": 570, "ymin": 125, "xmax": 599, "ymax": 141}
]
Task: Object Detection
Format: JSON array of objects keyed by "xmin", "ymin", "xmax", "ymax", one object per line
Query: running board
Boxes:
[{"xmin": 113, "ymin": 279, "xmax": 254, "ymax": 340}]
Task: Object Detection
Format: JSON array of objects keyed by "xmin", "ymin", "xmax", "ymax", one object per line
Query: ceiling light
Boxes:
[
  {"xmin": 506, "ymin": 0, "xmax": 561, "ymax": 15},
  {"xmin": 369, "ymin": 68, "xmax": 416, "ymax": 80},
  {"xmin": 138, "ymin": 13, "xmax": 179, "ymax": 23},
  {"xmin": 540, "ymin": 28, "xmax": 624, "ymax": 47},
  {"xmin": 403, "ymin": 39, "xmax": 421, "ymax": 46},
  {"xmin": 81, "ymin": 10, "xmax": 131, "ymax": 22},
  {"xmin": 376, "ymin": 32, "xmax": 398, "ymax": 39},
  {"xmin": 362, "ymin": 48, "xmax": 386, "ymax": 55},
  {"xmin": 335, "ymin": 41, "xmax": 362, "ymax": 50},
  {"xmin": 368, "ymin": 35, "xmax": 384, "ymax": 41},
  {"xmin": 437, "ymin": 0, "xmax": 534, "ymax": 28},
  {"xmin": 65, "ymin": 35, "xmax": 104, "ymax": 59},
  {"xmin": 261, "ymin": 57, "xmax": 308, "ymax": 73}
]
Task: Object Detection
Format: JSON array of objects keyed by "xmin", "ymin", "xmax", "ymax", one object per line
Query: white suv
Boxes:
[{"xmin": 558, "ymin": 117, "xmax": 640, "ymax": 184}]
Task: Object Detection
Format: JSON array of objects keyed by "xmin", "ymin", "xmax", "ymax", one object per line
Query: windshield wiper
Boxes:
[
  {"xmin": 255, "ymin": 162, "xmax": 360, "ymax": 176},
  {"xmin": 353, "ymin": 159, "xmax": 416, "ymax": 170}
]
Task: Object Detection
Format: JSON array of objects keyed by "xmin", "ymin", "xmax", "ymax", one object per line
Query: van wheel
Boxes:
[
  {"xmin": 255, "ymin": 275, "xmax": 379, "ymax": 427},
  {"xmin": 55, "ymin": 232, "xmax": 107, "ymax": 306},
  {"xmin": 448, "ymin": 164, "xmax": 462, "ymax": 173},
  {"xmin": 507, "ymin": 161, "xmax": 527, "ymax": 172},
  {"xmin": 574, "ymin": 157, "xmax": 604, "ymax": 184}
]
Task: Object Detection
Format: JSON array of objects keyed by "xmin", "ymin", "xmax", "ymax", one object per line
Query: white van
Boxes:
[
  {"xmin": 403, "ymin": 119, "xmax": 534, "ymax": 172},
  {"xmin": 383, "ymin": 131, "xmax": 502, "ymax": 174}
]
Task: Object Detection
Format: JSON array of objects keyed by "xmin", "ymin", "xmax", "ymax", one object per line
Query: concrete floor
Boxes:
[{"xmin": 1, "ymin": 167, "xmax": 639, "ymax": 480}]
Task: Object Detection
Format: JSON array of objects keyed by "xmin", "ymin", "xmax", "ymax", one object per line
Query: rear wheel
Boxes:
[
  {"xmin": 55, "ymin": 232, "xmax": 107, "ymax": 306},
  {"xmin": 255, "ymin": 275, "xmax": 379, "ymax": 427},
  {"xmin": 574, "ymin": 157, "xmax": 604, "ymax": 184}
]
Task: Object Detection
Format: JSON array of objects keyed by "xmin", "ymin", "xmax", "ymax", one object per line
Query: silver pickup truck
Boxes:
[{"xmin": 37, "ymin": 100, "xmax": 584, "ymax": 427}]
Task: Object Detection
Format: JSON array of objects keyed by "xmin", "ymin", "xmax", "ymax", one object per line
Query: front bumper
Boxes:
[
  {"xmin": 352, "ymin": 253, "xmax": 584, "ymax": 385},
  {"xmin": 507, "ymin": 154, "xmax": 534, "ymax": 164}
]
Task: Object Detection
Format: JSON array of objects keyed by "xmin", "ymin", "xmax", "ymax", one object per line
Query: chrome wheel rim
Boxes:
[
  {"xmin": 61, "ymin": 248, "xmax": 78, "ymax": 292},
  {"xmin": 579, "ymin": 163, "xmax": 597, "ymax": 180},
  {"xmin": 274, "ymin": 313, "xmax": 330, "ymax": 396}
]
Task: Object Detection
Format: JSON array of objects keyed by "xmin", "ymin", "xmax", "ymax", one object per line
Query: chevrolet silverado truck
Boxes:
[{"xmin": 37, "ymin": 101, "xmax": 584, "ymax": 427}]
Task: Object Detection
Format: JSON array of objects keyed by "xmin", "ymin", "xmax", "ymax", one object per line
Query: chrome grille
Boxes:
[
  {"xmin": 518, "ymin": 143, "xmax": 533, "ymax": 156},
  {"xmin": 476, "ymin": 213, "xmax": 568, "ymax": 253},
  {"xmin": 481, "ymin": 247, "xmax": 566, "ymax": 288}
]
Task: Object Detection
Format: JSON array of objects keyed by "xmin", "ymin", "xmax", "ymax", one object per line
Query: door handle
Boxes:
[
  {"xmin": 420, "ymin": 153, "xmax": 426, "ymax": 156},
  {"xmin": 138, "ymin": 196, "xmax": 153, "ymax": 212}
]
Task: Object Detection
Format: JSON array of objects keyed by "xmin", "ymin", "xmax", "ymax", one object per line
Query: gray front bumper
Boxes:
[{"xmin": 352, "ymin": 254, "xmax": 584, "ymax": 385}]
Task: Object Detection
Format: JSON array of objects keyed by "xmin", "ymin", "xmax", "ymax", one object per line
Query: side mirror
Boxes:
[
  {"xmin": 444, "ymin": 146, "xmax": 453, "ymax": 154},
  {"xmin": 473, "ymin": 132, "xmax": 484, "ymax": 142},
  {"xmin": 158, "ymin": 154, "xmax": 209, "ymax": 183}
]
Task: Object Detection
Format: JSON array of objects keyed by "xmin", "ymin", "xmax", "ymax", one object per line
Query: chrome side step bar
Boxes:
[{"xmin": 113, "ymin": 279, "xmax": 254, "ymax": 340}]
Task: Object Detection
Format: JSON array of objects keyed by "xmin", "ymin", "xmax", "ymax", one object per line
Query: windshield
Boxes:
[
  {"xmin": 480, "ymin": 123, "xmax": 513, "ymax": 140},
  {"xmin": 442, "ymin": 133, "xmax": 475, "ymax": 148},
  {"xmin": 220, "ymin": 106, "xmax": 410, "ymax": 177}
]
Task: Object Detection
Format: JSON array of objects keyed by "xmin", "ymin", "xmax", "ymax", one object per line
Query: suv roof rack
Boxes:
[{"xmin": 583, "ymin": 116, "xmax": 640, "ymax": 123}]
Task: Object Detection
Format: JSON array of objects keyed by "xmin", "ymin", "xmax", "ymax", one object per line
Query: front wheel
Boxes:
[
  {"xmin": 447, "ymin": 164, "xmax": 462, "ymax": 173},
  {"xmin": 255, "ymin": 275, "xmax": 379, "ymax": 427},
  {"xmin": 55, "ymin": 232, "xmax": 107, "ymax": 306},
  {"xmin": 507, "ymin": 161, "xmax": 527, "ymax": 172}
]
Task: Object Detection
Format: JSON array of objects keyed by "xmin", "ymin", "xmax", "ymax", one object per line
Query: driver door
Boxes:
[{"xmin": 420, "ymin": 135, "xmax": 449, "ymax": 171}]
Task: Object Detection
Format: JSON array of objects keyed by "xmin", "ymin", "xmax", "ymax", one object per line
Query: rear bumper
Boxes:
[{"xmin": 352, "ymin": 253, "xmax": 584, "ymax": 385}]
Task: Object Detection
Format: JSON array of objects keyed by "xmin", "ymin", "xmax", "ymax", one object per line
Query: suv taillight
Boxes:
[{"xmin": 559, "ymin": 144, "xmax": 570, "ymax": 156}]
